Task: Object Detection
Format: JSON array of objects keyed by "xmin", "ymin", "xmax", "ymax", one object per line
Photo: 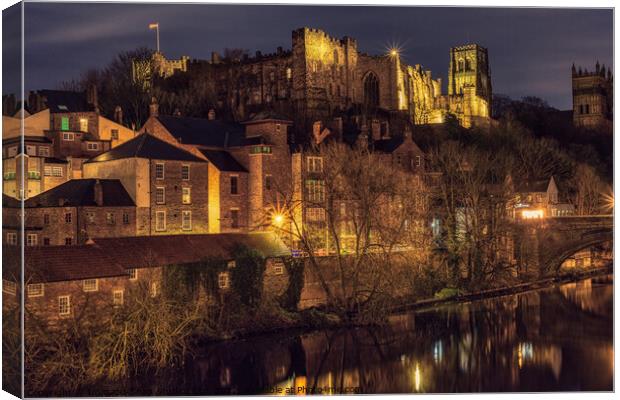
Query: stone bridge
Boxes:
[{"xmin": 513, "ymin": 215, "xmax": 613, "ymax": 276}]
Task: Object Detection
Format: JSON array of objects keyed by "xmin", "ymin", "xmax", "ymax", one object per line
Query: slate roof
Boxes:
[
  {"xmin": 3, "ymin": 233, "xmax": 291, "ymax": 283},
  {"xmin": 244, "ymin": 110, "xmax": 292, "ymax": 124},
  {"xmin": 36, "ymin": 89, "xmax": 94, "ymax": 113},
  {"xmin": 24, "ymin": 179, "xmax": 135, "ymax": 208},
  {"xmin": 515, "ymin": 179, "xmax": 551, "ymax": 193},
  {"xmin": 3, "ymin": 135, "xmax": 52, "ymax": 145},
  {"xmin": 2, "ymin": 194, "xmax": 21, "ymax": 208},
  {"xmin": 373, "ymin": 136, "xmax": 406, "ymax": 153},
  {"xmin": 156, "ymin": 115, "xmax": 246, "ymax": 147},
  {"xmin": 199, "ymin": 149, "xmax": 248, "ymax": 172},
  {"xmin": 43, "ymin": 157, "xmax": 69, "ymax": 164},
  {"xmin": 85, "ymin": 133, "xmax": 205, "ymax": 163}
]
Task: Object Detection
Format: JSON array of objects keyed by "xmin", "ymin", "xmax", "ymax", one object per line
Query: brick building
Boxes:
[
  {"xmin": 3, "ymin": 179, "xmax": 136, "ymax": 246},
  {"xmin": 2, "ymin": 233, "xmax": 290, "ymax": 327},
  {"xmin": 82, "ymin": 133, "xmax": 210, "ymax": 235},
  {"xmin": 571, "ymin": 62, "xmax": 613, "ymax": 129}
]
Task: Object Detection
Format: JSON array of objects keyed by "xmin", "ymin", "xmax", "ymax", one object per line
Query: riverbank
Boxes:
[{"xmin": 202, "ymin": 264, "xmax": 613, "ymax": 343}]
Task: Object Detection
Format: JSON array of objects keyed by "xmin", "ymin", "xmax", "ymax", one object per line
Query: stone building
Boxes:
[
  {"xmin": 162, "ymin": 27, "xmax": 492, "ymax": 131},
  {"xmin": 2, "ymin": 179, "xmax": 136, "ymax": 246},
  {"xmin": 82, "ymin": 133, "xmax": 210, "ymax": 236},
  {"xmin": 571, "ymin": 62, "xmax": 613, "ymax": 129}
]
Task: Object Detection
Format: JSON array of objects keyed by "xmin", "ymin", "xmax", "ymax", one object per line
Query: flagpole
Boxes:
[{"xmin": 156, "ymin": 25, "xmax": 160, "ymax": 53}]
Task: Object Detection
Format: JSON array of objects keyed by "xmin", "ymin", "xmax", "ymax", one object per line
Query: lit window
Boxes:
[
  {"xmin": 307, "ymin": 156, "xmax": 323, "ymax": 173},
  {"xmin": 123, "ymin": 212, "xmax": 129, "ymax": 224},
  {"xmin": 65, "ymin": 212, "xmax": 72, "ymax": 223},
  {"xmin": 182, "ymin": 187, "xmax": 191, "ymax": 204},
  {"xmin": 87, "ymin": 212, "xmax": 95, "ymax": 223},
  {"xmin": 227, "ymin": 261, "xmax": 236, "ymax": 269},
  {"xmin": 38, "ymin": 146, "xmax": 50, "ymax": 157},
  {"xmin": 286, "ymin": 67, "xmax": 292, "ymax": 80},
  {"xmin": 272, "ymin": 261, "xmax": 284, "ymax": 275},
  {"xmin": 58, "ymin": 296, "xmax": 71, "ymax": 316},
  {"xmin": 113, "ymin": 290, "xmax": 124, "ymax": 306},
  {"xmin": 6, "ymin": 233, "xmax": 17, "ymax": 245},
  {"xmin": 106, "ymin": 212, "xmax": 115, "ymax": 225},
  {"xmin": 155, "ymin": 211, "xmax": 166, "ymax": 231},
  {"xmin": 182, "ymin": 211, "xmax": 192, "ymax": 231},
  {"xmin": 150, "ymin": 281, "xmax": 160, "ymax": 297},
  {"xmin": 155, "ymin": 187, "xmax": 165, "ymax": 204},
  {"xmin": 52, "ymin": 167, "xmax": 63, "ymax": 177},
  {"xmin": 79, "ymin": 118, "xmax": 88, "ymax": 132},
  {"xmin": 27, "ymin": 283, "xmax": 44, "ymax": 297},
  {"xmin": 181, "ymin": 165, "xmax": 190, "ymax": 180},
  {"xmin": 62, "ymin": 132, "xmax": 74, "ymax": 141},
  {"xmin": 230, "ymin": 176, "xmax": 239, "ymax": 194},
  {"xmin": 61, "ymin": 117, "xmax": 69, "ymax": 131},
  {"xmin": 3, "ymin": 280, "xmax": 17, "ymax": 295},
  {"xmin": 218, "ymin": 272, "xmax": 229, "ymax": 289},
  {"xmin": 155, "ymin": 163, "xmax": 165, "ymax": 179},
  {"xmin": 306, "ymin": 180, "xmax": 325, "ymax": 202},
  {"xmin": 83, "ymin": 279, "xmax": 98, "ymax": 292},
  {"xmin": 306, "ymin": 208, "xmax": 326, "ymax": 222},
  {"xmin": 26, "ymin": 234, "xmax": 38, "ymax": 246},
  {"xmin": 44, "ymin": 166, "xmax": 52, "ymax": 176},
  {"xmin": 128, "ymin": 268, "xmax": 138, "ymax": 280}
]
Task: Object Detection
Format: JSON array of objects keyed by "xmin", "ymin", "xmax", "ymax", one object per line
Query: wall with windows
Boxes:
[{"xmin": 97, "ymin": 115, "xmax": 136, "ymax": 148}]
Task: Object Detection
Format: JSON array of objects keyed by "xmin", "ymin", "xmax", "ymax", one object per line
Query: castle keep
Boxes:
[{"xmin": 157, "ymin": 27, "xmax": 492, "ymax": 129}]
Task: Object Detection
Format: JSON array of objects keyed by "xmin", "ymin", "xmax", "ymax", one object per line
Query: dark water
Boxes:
[{"xmin": 127, "ymin": 275, "xmax": 614, "ymax": 395}]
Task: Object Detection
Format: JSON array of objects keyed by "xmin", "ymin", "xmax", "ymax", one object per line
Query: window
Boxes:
[
  {"xmin": 106, "ymin": 212, "xmax": 115, "ymax": 225},
  {"xmin": 43, "ymin": 213, "xmax": 50, "ymax": 225},
  {"xmin": 7, "ymin": 146, "xmax": 17, "ymax": 157},
  {"xmin": 227, "ymin": 261, "xmax": 236, "ymax": 269},
  {"xmin": 286, "ymin": 67, "xmax": 292, "ymax": 80},
  {"xmin": 155, "ymin": 163, "xmax": 165, "ymax": 179},
  {"xmin": 65, "ymin": 212, "xmax": 72, "ymax": 223},
  {"xmin": 65, "ymin": 237, "xmax": 73, "ymax": 245},
  {"xmin": 62, "ymin": 132, "xmax": 74, "ymax": 141},
  {"xmin": 26, "ymin": 234, "xmax": 38, "ymax": 246},
  {"xmin": 230, "ymin": 176, "xmax": 239, "ymax": 195},
  {"xmin": 306, "ymin": 208, "xmax": 326, "ymax": 222},
  {"xmin": 265, "ymin": 175, "xmax": 272, "ymax": 191},
  {"xmin": 416, "ymin": 155, "xmax": 422, "ymax": 167},
  {"xmin": 79, "ymin": 118, "xmax": 88, "ymax": 132},
  {"xmin": 111, "ymin": 129, "xmax": 119, "ymax": 140},
  {"xmin": 307, "ymin": 156, "xmax": 323, "ymax": 173},
  {"xmin": 3, "ymin": 280, "xmax": 17, "ymax": 295},
  {"xmin": 230, "ymin": 209, "xmax": 240, "ymax": 229},
  {"xmin": 61, "ymin": 117, "xmax": 69, "ymax": 131},
  {"xmin": 181, "ymin": 165, "xmax": 190, "ymax": 180},
  {"xmin": 38, "ymin": 147, "xmax": 50, "ymax": 157},
  {"xmin": 87, "ymin": 212, "xmax": 95, "ymax": 223},
  {"xmin": 155, "ymin": 211, "xmax": 166, "ymax": 231},
  {"xmin": 363, "ymin": 72, "xmax": 380, "ymax": 108},
  {"xmin": 128, "ymin": 268, "xmax": 138, "ymax": 280},
  {"xmin": 26, "ymin": 145, "xmax": 36, "ymax": 156},
  {"xmin": 58, "ymin": 296, "xmax": 71, "ymax": 316},
  {"xmin": 52, "ymin": 167, "xmax": 63, "ymax": 177},
  {"xmin": 182, "ymin": 211, "xmax": 192, "ymax": 231},
  {"xmin": 44, "ymin": 166, "xmax": 52, "ymax": 176},
  {"xmin": 43, "ymin": 238, "xmax": 50, "ymax": 246},
  {"xmin": 182, "ymin": 187, "xmax": 191, "ymax": 204},
  {"xmin": 123, "ymin": 212, "xmax": 129, "ymax": 224},
  {"xmin": 155, "ymin": 187, "xmax": 165, "ymax": 204},
  {"xmin": 250, "ymin": 146, "xmax": 272, "ymax": 154},
  {"xmin": 218, "ymin": 272, "xmax": 230, "ymax": 289},
  {"xmin": 272, "ymin": 261, "xmax": 284, "ymax": 275},
  {"xmin": 150, "ymin": 281, "xmax": 160, "ymax": 297},
  {"xmin": 6, "ymin": 233, "xmax": 17, "ymax": 245},
  {"xmin": 306, "ymin": 180, "xmax": 325, "ymax": 202},
  {"xmin": 113, "ymin": 290, "xmax": 124, "ymax": 306},
  {"xmin": 27, "ymin": 283, "xmax": 44, "ymax": 297},
  {"xmin": 83, "ymin": 279, "xmax": 98, "ymax": 292},
  {"xmin": 86, "ymin": 142, "xmax": 100, "ymax": 151}
]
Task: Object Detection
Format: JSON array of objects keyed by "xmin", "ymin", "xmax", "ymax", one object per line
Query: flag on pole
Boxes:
[{"xmin": 149, "ymin": 23, "xmax": 159, "ymax": 29}]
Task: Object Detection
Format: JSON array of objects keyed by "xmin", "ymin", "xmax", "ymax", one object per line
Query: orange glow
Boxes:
[{"xmin": 521, "ymin": 209, "xmax": 544, "ymax": 219}]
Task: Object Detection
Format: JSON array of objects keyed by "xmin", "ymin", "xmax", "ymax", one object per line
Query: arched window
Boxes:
[
  {"xmin": 363, "ymin": 72, "xmax": 380, "ymax": 108},
  {"xmin": 465, "ymin": 58, "xmax": 472, "ymax": 71},
  {"xmin": 458, "ymin": 59, "xmax": 464, "ymax": 71},
  {"xmin": 333, "ymin": 50, "xmax": 339, "ymax": 65}
]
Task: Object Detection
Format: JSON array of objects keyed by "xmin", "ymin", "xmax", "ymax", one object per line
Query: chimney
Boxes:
[
  {"xmin": 94, "ymin": 179, "xmax": 104, "ymax": 206},
  {"xmin": 149, "ymin": 97, "xmax": 159, "ymax": 117},
  {"xmin": 313, "ymin": 121, "xmax": 322, "ymax": 139},
  {"xmin": 58, "ymin": 198, "xmax": 66, "ymax": 207},
  {"xmin": 255, "ymin": 50, "xmax": 262, "ymax": 58},
  {"xmin": 277, "ymin": 46, "xmax": 283, "ymax": 55},
  {"xmin": 371, "ymin": 119, "xmax": 381, "ymax": 141},
  {"xmin": 114, "ymin": 106, "xmax": 123, "ymax": 124},
  {"xmin": 357, "ymin": 124, "xmax": 369, "ymax": 149},
  {"xmin": 211, "ymin": 51, "xmax": 221, "ymax": 64},
  {"xmin": 208, "ymin": 108, "xmax": 216, "ymax": 120},
  {"xmin": 331, "ymin": 117, "xmax": 343, "ymax": 141},
  {"xmin": 87, "ymin": 84, "xmax": 99, "ymax": 113}
]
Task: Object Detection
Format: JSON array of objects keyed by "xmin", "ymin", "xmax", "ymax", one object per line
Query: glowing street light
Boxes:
[
  {"xmin": 390, "ymin": 48, "xmax": 399, "ymax": 57},
  {"xmin": 272, "ymin": 213, "xmax": 285, "ymax": 227}
]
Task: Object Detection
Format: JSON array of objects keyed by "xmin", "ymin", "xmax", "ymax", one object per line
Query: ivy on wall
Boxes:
[{"xmin": 279, "ymin": 258, "xmax": 305, "ymax": 311}]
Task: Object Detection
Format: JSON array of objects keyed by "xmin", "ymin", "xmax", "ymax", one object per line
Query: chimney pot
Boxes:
[
  {"xmin": 94, "ymin": 179, "xmax": 104, "ymax": 206},
  {"xmin": 149, "ymin": 97, "xmax": 159, "ymax": 117},
  {"xmin": 208, "ymin": 109, "xmax": 216, "ymax": 120}
]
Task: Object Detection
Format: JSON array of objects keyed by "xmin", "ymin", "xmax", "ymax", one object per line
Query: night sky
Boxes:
[{"xmin": 4, "ymin": 3, "xmax": 614, "ymax": 110}]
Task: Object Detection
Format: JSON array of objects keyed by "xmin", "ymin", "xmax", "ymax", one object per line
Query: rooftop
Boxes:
[
  {"xmin": 199, "ymin": 149, "xmax": 248, "ymax": 172},
  {"xmin": 85, "ymin": 133, "xmax": 205, "ymax": 163},
  {"xmin": 24, "ymin": 179, "xmax": 135, "ymax": 208},
  {"xmin": 34, "ymin": 89, "xmax": 94, "ymax": 113},
  {"xmin": 156, "ymin": 115, "xmax": 245, "ymax": 148}
]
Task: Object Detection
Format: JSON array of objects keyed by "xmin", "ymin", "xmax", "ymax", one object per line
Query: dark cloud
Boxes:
[{"xmin": 12, "ymin": 3, "xmax": 613, "ymax": 110}]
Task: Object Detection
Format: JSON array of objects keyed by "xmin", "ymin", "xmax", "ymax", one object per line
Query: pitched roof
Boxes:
[
  {"xmin": 199, "ymin": 149, "xmax": 247, "ymax": 172},
  {"xmin": 85, "ymin": 133, "xmax": 205, "ymax": 163},
  {"xmin": 43, "ymin": 157, "xmax": 69, "ymax": 164},
  {"xmin": 373, "ymin": 136, "xmax": 406, "ymax": 153},
  {"xmin": 92, "ymin": 233, "xmax": 291, "ymax": 269},
  {"xmin": 3, "ymin": 135, "xmax": 52, "ymax": 145},
  {"xmin": 156, "ymin": 115, "xmax": 246, "ymax": 147},
  {"xmin": 2, "ymin": 194, "xmax": 21, "ymax": 208},
  {"xmin": 515, "ymin": 178, "xmax": 551, "ymax": 193},
  {"xmin": 36, "ymin": 89, "xmax": 94, "ymax": 113},
  {"xmin": 24, "ymin": 179, "xmax": 135, "ymax": 208},
  {"xmin": 243, "ymin": 110, "xmax": 292, "ymax": 124}
]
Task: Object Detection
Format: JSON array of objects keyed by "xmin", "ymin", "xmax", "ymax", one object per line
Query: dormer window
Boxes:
[{"xmin": 57, "ymin": 105, "xmax": 68, "ymax": 111}]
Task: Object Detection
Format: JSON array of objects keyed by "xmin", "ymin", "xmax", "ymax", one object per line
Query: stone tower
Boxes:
[
  {"xmin": 572, "ymin": 62, "xmax": 613, "ymax": 129},
  {"xmin": 448, "ymin": 44, "xmax": 492, "ymax": 100}
]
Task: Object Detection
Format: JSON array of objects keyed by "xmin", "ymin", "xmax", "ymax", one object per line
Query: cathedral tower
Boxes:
[
  {"xmin": 572, "ymin": 62, "xmax": 613, "ymax": 129},
  {"xmin": 448, "ymin": 44, "xmax": 492, "ymax": 102}
]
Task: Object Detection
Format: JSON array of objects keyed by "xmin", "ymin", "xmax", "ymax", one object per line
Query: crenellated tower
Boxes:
[{"xmin": 572, "ymin": 61, "xmax": 613, "ymax": 129}]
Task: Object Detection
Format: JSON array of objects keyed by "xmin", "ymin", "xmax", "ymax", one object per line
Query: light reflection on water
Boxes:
[{"xmin": 121, "ymin": 275, "xmax": 613, "ymax": 395}]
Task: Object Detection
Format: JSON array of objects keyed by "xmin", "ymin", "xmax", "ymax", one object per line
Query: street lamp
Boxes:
[{"xmin": 272, "ymin": 213, "xmax": 285, "ymax": 227}]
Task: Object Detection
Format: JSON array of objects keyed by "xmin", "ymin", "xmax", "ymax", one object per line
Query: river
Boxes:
[{"xmin": 119, "ymin": 274, "xmax": 613, "ymax": 395}]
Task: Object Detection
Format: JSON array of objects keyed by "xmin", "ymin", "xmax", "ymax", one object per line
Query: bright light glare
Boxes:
[
  {"xmin": 272, "ymin": 213, "xmax": 284, "ymax": 226},
  {"xmin": 521, "ymin": 209, "xmax": 544, "ymax": 219}
]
